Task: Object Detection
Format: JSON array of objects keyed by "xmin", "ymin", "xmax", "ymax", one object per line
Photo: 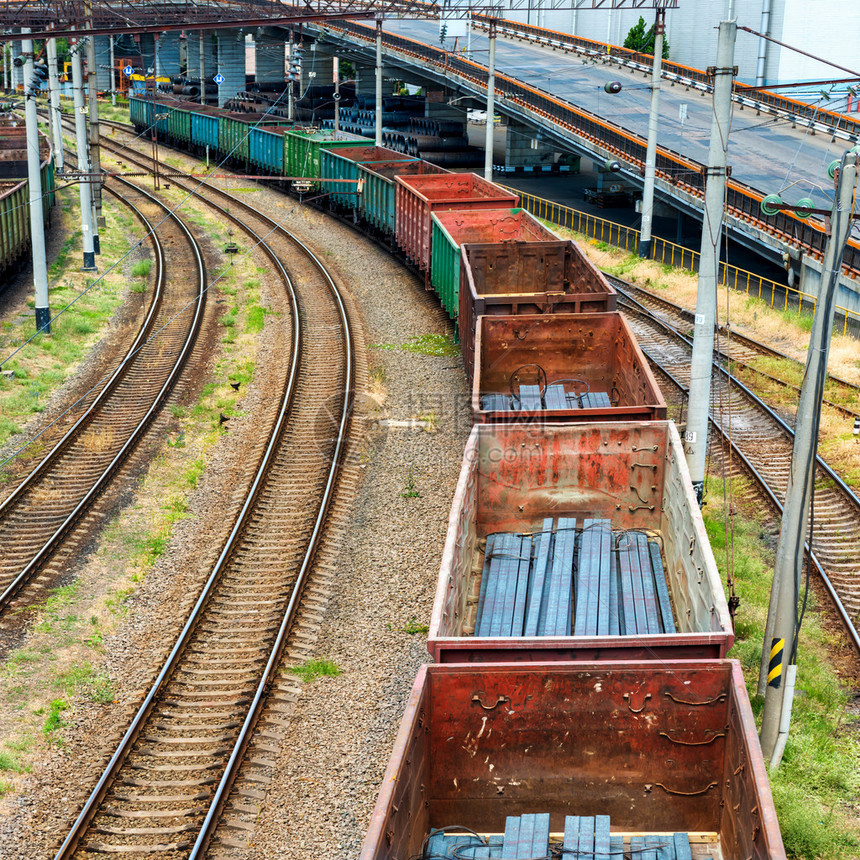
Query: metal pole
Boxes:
[
  {"xmin": 287, "ymin": 27, "xmax": 295, "ymax": 122},
  {"xmin": 333, "ymin": 56, "xmax": 340, "ymax": 134},
  {"xmin": 684, "ymin": 20, "xmax": 736, "ymax": 504},
  {"xmin": 22, "ymin": 27, "xmax": 50, "ymax": 334},
  {"xmin": 638, "ymin": 8, "xmax": 664, "ymax": 258},
  {"xmin": 110, "ymin": 36, "xmax": 116, "ymax": 106},
  {"xmin": 199, "ymin": 31, "xmax": 205, "ymax": 106},
  {"xmin": 375, "ymin": 14, "xmax": 383, "ymax": 147},
  {"xmin": 3, "ymin": 42, "xmax": 8, "ymax": 92},
  {"xmin": 484, "ymin": 19, "xmax": 497, "ymax": 182},
  {"xmin": 46, "ymin": 36, "xmax": 64, "ymax": 172},
  {"xmin": 71, "ymin": 35, "xmax": 97, "ymax": 271},
  {"xmin": 85, "ymin": 8, "xmax": 103, "ymax": 252},
  {"xmin": 759, "ymin": 147, "xmax": 858, "ymax": 763}
]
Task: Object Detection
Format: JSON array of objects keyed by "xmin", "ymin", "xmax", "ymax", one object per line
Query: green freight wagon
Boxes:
[
  {"xmin": 166, "ymin": 103, "xmax": 193, "ymax": 145},
  {"xmin": 284, "ymin": 129, "xmax": 368, "ymax": 181},
  {"xmin": 219, "ymin": 113, "xmax": 285, "ymax": 167},
  {"xmin": 430, "ymin": 208, "xmax": 556, "ymax": 320}
]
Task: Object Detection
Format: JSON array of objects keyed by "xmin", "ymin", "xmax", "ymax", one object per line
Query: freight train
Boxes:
[
  {"xmin": 126, "ymin": 95, "xmax": 785, "ymax": 859},
  {"xmin": 0, "ymin": 119, "xmax": 56, "ymax": 287}
]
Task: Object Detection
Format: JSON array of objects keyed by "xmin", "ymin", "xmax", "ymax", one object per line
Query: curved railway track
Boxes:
[
  {"xmin": 608, "ymin": 277, "xmax": 860, "ymax": 420},
  {"xmin": 615, "ymin": 285, "xmax": 860, "ymax": 653},
  {"xmin": 54, "ymin": 127, "xmax": 355, "ymax": 858},
  {"xmin": 0, "ymin": 174, "xmax": 206, "ymax": 620}
]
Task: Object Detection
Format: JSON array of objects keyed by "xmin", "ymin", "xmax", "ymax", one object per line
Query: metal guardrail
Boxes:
[
  {"xmin": 320, "ymin": 20, "xmax": 860, "ymax": 279},
  {"xmin": 474, "ymin": 14, "xmax": 860, "ymax": 139},
  {"xmin": 510, "ymin": 188, "xmax": 860, "ymax": 340}
]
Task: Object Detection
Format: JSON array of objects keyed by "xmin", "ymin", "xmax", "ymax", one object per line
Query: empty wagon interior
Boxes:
[
  {"xmin": 433, "ymin": 423, "xmax": 728, "ymax": 644},
  {"xmin": 464, "ymin": 240, "xmax": 615, "ymax": 300},
  {"xmin": 397, "ymin": 172, "xmax": 517, "ymax": 203},
  {"xmin": 433, "ymin": 207, "xmax": 556, "ymax": 244},
  {"xmin": 474, "ymin": 313, "xmax": 665, "ymax": 418},
  {"xmin": 362, "ymin": 662, "xmax": 783, "ymax": 860}
]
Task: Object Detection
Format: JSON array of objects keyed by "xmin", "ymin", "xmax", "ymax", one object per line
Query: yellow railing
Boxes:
[{"xmin": 509, "ymin": 188, "xmax": 860, "ymax": 338}]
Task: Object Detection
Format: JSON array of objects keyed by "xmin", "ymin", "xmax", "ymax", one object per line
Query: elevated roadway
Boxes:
[{"xmin": 307, "ymin": 16, "xmax": 860, "ymax": 309}]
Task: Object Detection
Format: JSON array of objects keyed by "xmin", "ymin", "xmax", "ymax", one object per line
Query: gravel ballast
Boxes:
[{"xmin": 0, "ymin": 176, "xmax": 470, "ymax": 858}]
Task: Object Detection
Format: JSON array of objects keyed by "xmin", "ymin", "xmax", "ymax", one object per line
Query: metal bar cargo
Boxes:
[
  {"xmin": 472, "ymin": 312, "xmax": 666, "ymax": 423},
  {"xmin": 428, "ymin": 422, "xmax": 733, "ymax": 662},
  {"xmin": 360, "ymin": 661, "xmax": 785, "ymax": 860}
]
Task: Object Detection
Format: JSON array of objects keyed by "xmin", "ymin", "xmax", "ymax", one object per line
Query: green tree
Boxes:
[{"xmin": 623, "ymin": 16, "xmax": 670, "ymax": 59}]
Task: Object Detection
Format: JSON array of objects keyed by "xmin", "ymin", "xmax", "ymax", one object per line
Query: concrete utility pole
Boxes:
[
  {"xmin": 85, "ymin": 17, "xmax": 104, "ymax": 252},
  {"xmin": 375, "ymin": 14, "xmax": 383, "ymax": 147},
  {"xmin": 638, "ymin": 7, "xmax": 665, "ymax": 258},
  {"xmin": 333, "ymin": 56, "xmax": 340, "ymax": 133},
  {"xmin": 484, "ymin": 18, "xmax": 497, "ymax": 182},
  {"xmin": 684, "ymin": 20, "xmax": 736, "ymax": 504},
  {"xmin": 71, "ymin": 35, "xmax": 97, "ymax": 271},
  {"xmin": 110, "ymin": 36, "xmax": 116, "ymax": 107},
  {"xmin": 3, "ymin": 43, "xmax": 8, "ymax": 92},
  {"xmin": 759, "ymin": 148, "xmax": 859, "ymax": 765},
  {"xmin": 22, "ymin": 27, "xmax": 50, "ymax": 334},
  {"xmin": 46, "ymin": 36, "xmax": 64, "ymax": 172},
  {"xmin": 199, "ymin": 31, "xmax": 206, "ymax": 106},
  {"xmin": 287, "ymin": 27, "xmax": 294, "ymax": 122}
]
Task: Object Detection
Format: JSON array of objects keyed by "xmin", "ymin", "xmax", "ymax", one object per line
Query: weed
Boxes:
[
  {"xmin": 42, "ymin": 699, "xmax": 69, "ymax": 737},
  {"xmin": 290, "ymin": 658, "xmax": 342, "ymax": 683},
  {"xmin": 170, "ymin": 404, "xmax": 187, "ymax": 419},
  {"xmin": 370, "ymin": 334, "xmax": 458, "ymax": 357},
  {"xmin": 401, "ymin": 465, "xmax": 420, "ymax": 499},
  {"xmin": 401, "ymin": 618, "xmax": 429, "ymax": 635},
  {"xmin": 245, "ymin": 304, "xmax": 266, "ymax": 334}
]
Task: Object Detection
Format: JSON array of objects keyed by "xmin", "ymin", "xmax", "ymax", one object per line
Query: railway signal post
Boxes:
[
  {"xmin": 21, "ymin": 27, "xmax": 50, "ymax": 334},
  {"xmin": 85, "ymin": 17, "xmax": 104, "ymax": 252},
  {"xmin": 685, "ymin": 19, "xmax": 736, "ymax": 504},
  {"xmin": 760, "ymin": 147, "xmax": 859, "ymax": 766}
]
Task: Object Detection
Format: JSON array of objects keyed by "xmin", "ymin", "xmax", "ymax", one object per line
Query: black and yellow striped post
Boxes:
[{"xmin": 767, "ymin": 638, "xmax": 784, "ymax": 689}]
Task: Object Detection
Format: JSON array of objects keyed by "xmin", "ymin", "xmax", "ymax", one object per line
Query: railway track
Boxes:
[
  {"xmin": 615, "ymin": 286, "xmax": 860, "ymax": 653},
  {"xmin": 0, "ymin": 174, "xmax": 205, "ymax": 621},
  {"xmin": 54, "ymin": 126, "xmax": 355, "ymax": 858},
  {"xmin": 607, "ymin": 277, "xmax": 860, "ymax": 420}
]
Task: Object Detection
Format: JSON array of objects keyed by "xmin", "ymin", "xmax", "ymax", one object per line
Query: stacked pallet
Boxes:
[
  {"xmin": 474, "ymin": 520, "xmax": 676, "ymax": 638},
  {"xmin": 481, "ymin": 384, "xmax": 612, "ymax": 411},
  {"xmin": 425, "ymin": 815, "xmax": 704, "ymax": 859}
]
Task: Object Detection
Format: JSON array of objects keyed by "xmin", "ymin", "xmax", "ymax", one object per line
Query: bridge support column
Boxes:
[
  {"xmin": 138, "ymin": 33, "xmax": 155, "ymax": 76},
  {"xmin": 303, "ymin": 45, "xmax": 335, "ymax": 94},
  {"xmin": 503, "ymin": 120, "xmax": 567, "ymax": 175},
  {"xmin": 424, "ymin": 96, "xmax": 461, "ymax": 123},
  {"xmin": 255, "ymin": 30, "xmax": 286, "ymax": 86},
  {"xmin": 216, "ymin": 30, "xmax": 245, "ymax": 108},
  {"xmin": 155, "ymin": 32, "xmax": 181, "ymax": 80},
  {"xmin": 92, "ymin": 36, "xmax": 112, "ymax": 92}
]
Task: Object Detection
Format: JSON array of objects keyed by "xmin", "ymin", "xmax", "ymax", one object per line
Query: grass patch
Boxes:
[
  {"xmin": 291, "ymin": 658, "xmax": 342, "ymax": 683},
  {"xmin": 704, "ymin": 476, "xmax": 860, "ymax": 860},
  {"xmin": 0, "ymin": 191, "xmax": 138, "ymax": 452},
  {"xmin": 370, "ymin": 333, "xmax": 458, "ymax": 357}
]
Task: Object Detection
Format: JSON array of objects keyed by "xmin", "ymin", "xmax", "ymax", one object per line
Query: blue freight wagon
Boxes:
[
  {"xmin": 128, "ymin": 96, "xmax": 169, "ymax": 136},
  {"xmin": 190, "ymin": 110, "xmax": 219, "ymax": 154},
  {"xmin": 249, "ymin": 125, "xmax": 294, "ymax": 174}
]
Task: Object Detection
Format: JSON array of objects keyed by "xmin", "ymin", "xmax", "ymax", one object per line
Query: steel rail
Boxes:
[
  {"xmin": 605, "ymin": 276, "xmax": 860, "ymax": 420},
  {"xmin": 617, "ymin": 288, "xmax": 860, "ymax": 655},
  {"xmin": 54, "ymin": 140, "xmax": 354, "ymax": 858},
  {"xmin": 0, "ymin": 174, "xmax": 206, "ymax": 612}
]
